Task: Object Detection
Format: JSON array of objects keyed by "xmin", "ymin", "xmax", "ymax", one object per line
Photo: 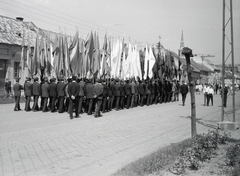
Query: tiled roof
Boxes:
[{"xmin": 0, "ymin": 15, "xmax": 39, "ymax": 47}]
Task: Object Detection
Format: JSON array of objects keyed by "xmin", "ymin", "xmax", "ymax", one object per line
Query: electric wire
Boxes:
[{"xmin": 0, "ymin": 0, "xmax": 157, "ymax": 44}]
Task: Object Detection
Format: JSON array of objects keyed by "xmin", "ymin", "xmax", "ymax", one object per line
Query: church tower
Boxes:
[{"xmin": 178, "ymin": 31, "xmax": 184, "ymax": 57}]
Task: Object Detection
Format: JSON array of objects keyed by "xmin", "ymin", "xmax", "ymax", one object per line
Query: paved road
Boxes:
[{"xmin": 0, "ymin": 92, "xmax": 239, "ymax": 176}]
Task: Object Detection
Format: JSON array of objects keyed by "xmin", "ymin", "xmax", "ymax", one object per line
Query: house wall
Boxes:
[{"xmin": 0, "ymin": 43, "xmax": 22, "ymax": 91}]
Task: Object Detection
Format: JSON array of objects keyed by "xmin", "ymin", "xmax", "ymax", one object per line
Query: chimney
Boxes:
[{"xmin": 16, "ymin": 17, "xmax": 24, "ymax": 21}]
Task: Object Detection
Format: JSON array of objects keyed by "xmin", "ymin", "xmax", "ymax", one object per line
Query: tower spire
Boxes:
[
  {"xmin": 179, "ymin": 31, "xmax": 184, "ymax": 57},
  {"xmin": 180, "ymin": 31, "xmax": 184, "ymax": 48}
]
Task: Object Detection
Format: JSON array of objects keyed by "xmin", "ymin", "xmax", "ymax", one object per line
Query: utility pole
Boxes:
[
  {"xmin": 219, "ymin": 0, "xmax": 238, "ymax": 130},
  {"xmin": 182, "ymin": 47, "xmax": 197, "ymax": 138}
]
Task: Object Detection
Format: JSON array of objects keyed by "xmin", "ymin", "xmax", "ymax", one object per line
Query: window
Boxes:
[{"xmin": 14, "ymin": 62, "xmax": 20, "ymax": 78}]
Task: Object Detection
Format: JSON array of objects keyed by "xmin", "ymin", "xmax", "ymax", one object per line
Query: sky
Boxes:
[{"xmin": 0, "ymin": 0, "xmax": 240, "ymax": 65}]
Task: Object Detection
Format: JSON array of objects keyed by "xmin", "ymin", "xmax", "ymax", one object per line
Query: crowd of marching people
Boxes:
[{"xmin": 13, "ymin": 76, "xmax": 184, "ymax": 119}]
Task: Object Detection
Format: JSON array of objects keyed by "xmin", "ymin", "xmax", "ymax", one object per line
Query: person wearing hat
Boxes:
[
  {"xmin": 77, "ymin": 78, "xmax": 86, "ymax": 114},
  {"xmin": 57, "ymin": 77, "xmax": 66, "ymax": 113},
  {"xmin": 107, "ymin": 78, "xmax": 114, "ymax": 111},
  {"xmin": 222, "ymin": 85, "xmax": 229, "ymax": 107},
  {"xmin": 64, "ymin": 77, "xmax": 72, "ymax": 112},
  {"xmin": 113, "ymin": 78, "xmax": 121, "ymax": 111},
  {"xmin": 175, "ymin": 80, "xmax": 180, "ymax": 101},
  {"xmin": 129, "ymin": 78, "xmax": 136, "ymax": 108},
  {"xmin": 138, "ymin": 80, "xmax": 146, "ymax": 106},
  {"xmin": 93, "ymin": 78, "xmax": 104, "ymax": 117},
  {"xmin": 49, "ymin": 78, "xmax": 57, "ymax": 112},
  {"xmin": 119, "ymin": 79, "xmax": 126, "ymax": 109},
  {"xmin": 101, "ymin": 79, "xmax": 108, "ymax": 113},
  {"xmin": 13, "ymin": 77, "xmax": 23, "ymax": 111},
  {"xmin": 68, "ymin": 76, "xmax": 80, "ymax": 119},
  {"xmin": 145, "ymin": 79, "xmax": 151, "ymax": 106},
  {"xmin": 124, "ymin": 79, "xmax": 131, "ymax": 109},
  {"xmin": 24, "ymin": 77, "xmax": 32, "ymax": 111},
  {"xmin": 32, "ymin": 77, "xmax": 40, "ymax": 111},
  {"xmin": 41, "ymin": 77, "xmax": 49, "ymax": 112},
  {"xmin": 85, "ymin": 78, "xmax": 94, "ymax": 115},
  {"xmin": 180, "ymin": 81, "xmax": 189, "ymax": 106}
]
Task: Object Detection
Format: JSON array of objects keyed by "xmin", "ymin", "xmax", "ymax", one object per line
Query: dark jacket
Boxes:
[
  {"xmin": 13, "ymin": 82, "xmax": 23, "ymax": 97},
  {"xmin": 86, "ymin": 83, "xmax": 94, "ymax": 99},
  {"xmin": 78, "ymin": 81, "xmax": 86, "ymax": 96},
  {"xmin": 41, "ymin": 82, "xmax": 49, "ymax": 98},
  {"xmin": 68, "ymin": 81, "xmax": 80, "ymax": 98},
  {"xmin": 124, "ymin": 83, "xmax": 131, "ymax": 95},
  {"xmin": 32, "ymin": 82, "xmax": 41, "ymax": 96},
  {"xmin": 93, "ymin": 83, "xmax": 103, "ymax": 98},
  {"xmin": 120, "ymin": 84, "xmax": 125, "ymax": 96},
  {"xmin": 57, "ymin": 81, "xmax": 66, "ymax": 97},
  {"xmin": 107, "ymin": 83, "xmax": 113, "ymax": 96},
  {"xmin": 138, "ymin": 82, "xmax": 146, "ymax": 95},
  {"xmin": 102, "ymin": 83, "xmax": 108, "ymax": 97},
  {"xmin": 24, "ymin": 81, "xmax": 32, "ymax": 96},
  {"xmin": 113, "ymin": 83, "xmax": 121, "ymax": 96},
  {"xmin": 49, "ymin": 82, "xmax": 57, "ymax": 97},
  {"xmin": 180, "ymin": 84, "xmax": 188, "ymax": 94}
]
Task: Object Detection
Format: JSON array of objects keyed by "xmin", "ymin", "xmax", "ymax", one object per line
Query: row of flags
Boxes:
[{"xmin": 20, "ymin": 30, "xmax": 182, "ymax": 82}]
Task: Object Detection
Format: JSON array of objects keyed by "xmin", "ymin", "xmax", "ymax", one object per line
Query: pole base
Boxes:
[{"xmin": 218, "ymin": 121, "xmax": 239, "ymax": 131}]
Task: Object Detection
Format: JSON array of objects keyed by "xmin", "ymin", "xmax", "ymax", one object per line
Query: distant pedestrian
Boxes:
[
  {"xmin": 93, "ymin": 79, "xmax": 104, "ymax": 117},
  {"xmin": 4, "ymin": 78, "xmax": 12, "ymax": 96},
  {"xmin": 207, "ymin": 85, "xmax": 214, "ymax": 106},
  {"xmin": 32, "ymin": 77, "xmax": 40, "ymax": 111},
  {"xmin": 68, "ymin": 76, "xmax": 80, "ymax": 119},
  {"xmin": 48, "ymin": 78, "xmax": 57, "ymax": 112},
  {"xmin": 57, "ymin": 77, "xmax": 66, "ymax": 113},
  {"xmin": 222, "ymin": 85, "xmax": 229, "ymax": 107},
  {"xmin": 41, "ymin": 77, "xmax": 49, "ymax": 112},
  {"xmin": 180, "ymin": 81, "xmax": 188, "ymax": 106},
  {"xmin": 13, "ymin": 77, "xmax": 23, "ymax": 111},
  {"xmin": 24, "ymin": 77, "xmax": 32, "ymax": 111},
  {"xmin": 203, "ymin": 83, "xmax": 209, "ymax": 106}
]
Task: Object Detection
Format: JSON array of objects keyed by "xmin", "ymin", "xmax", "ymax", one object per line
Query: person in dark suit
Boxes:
[
  {"xmin": 41, "ymin": 77, "xmax": 49, "ymax": 112},
  {"xmin": 24, "ymin": 77, "xmax": 32, "ymax": 111},
  {"xmin": 93, "ymin": 79, "xmax": 104, "ymax": 117},
  {"xmin": 120, "ymin": 80, "xmax": 125, "ymax": 109},
  {"xmin": 68, "ymin": 76, "xmax": 80, "ymax": 119},
  {"xmin": 32, "ymin": 77, "xmax": 40, "ymax": 111},
  {"xmin": 138, "ymin": 80, "xmax": 146, "ymax": 106},
  {"xmin": 107, "ymin": 78, "xmax": 114, "ymax": 111},
  {"xmin": 145, "ymin": 80, "xmax": 151, "ymax": 106},
  {"xmin": 48, "ymin": 78, "xmax": 57, "ymax": 112},
  {"xmin": 85, "ymin": 79, "xmax": 94, "ymax": 115},
  {"xmin": 176, "ymin": 80, "xmax": 180, "ymax": 101},
  {"xmin": 154, "ymin": 79, "xmax": 160, "ymax": 104},
  {"xmin": 124, "ymin": 79, "xmax": 131, "ymax": 109},
  {"xmin": 78, "ymin": 78, "xmax": 86, "ymax": 114},
  {"xmin": 113, "ymin": 78, "xmax": 121, "ymax": 111},
  {"xmin": 56, "ymin": 77, "xmax": 66, "ymax": 113},
  {"xmin": 13, "ymin": 77, "xmax": 23, "ymax": 111},
  {"xmin": 64, "ymin": 78, "xmax": 72, "ymax": 112},
  {"xmin": 101, "ymin": 79, "xmax": 108, "ymax": 113},
  {"xmin": 180, "ymin": 81, "xmax": 189, "ymax": 106},
  {"xmin": 222, "ymin": 85, "xmax": 229, "ymax": 107},
  {"xmin": 129, "ymin": 78, "xmax": 136, "ymax": 108}
]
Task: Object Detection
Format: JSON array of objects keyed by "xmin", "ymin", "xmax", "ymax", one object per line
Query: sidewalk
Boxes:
[{"xmin": 0, "ymin": 92, "xmax": 239, "ymax": 176}]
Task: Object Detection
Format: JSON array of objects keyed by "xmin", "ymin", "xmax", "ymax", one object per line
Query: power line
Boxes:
[{"xmin": 1, "ymin": 0, "xmax": 157, "ymax": 44}]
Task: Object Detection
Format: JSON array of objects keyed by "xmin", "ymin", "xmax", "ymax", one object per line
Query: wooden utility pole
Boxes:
[{"xmin": 182, "ymin": 47, "xmax": 197, "ymax": 138}]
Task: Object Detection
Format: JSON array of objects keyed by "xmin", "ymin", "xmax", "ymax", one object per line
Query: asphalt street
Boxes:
[{"xmin": 0, "ymin": 92, "xmax": 239, "ymax": 176}]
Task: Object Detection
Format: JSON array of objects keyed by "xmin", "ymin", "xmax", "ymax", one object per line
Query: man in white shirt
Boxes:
[
  {"xmin": 203, "ymin": 83, "xmax": 209, "ymax": 106},
  {"xmin": 207, "ymin": 85, "xmax": 214, "ymax": 106}
]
